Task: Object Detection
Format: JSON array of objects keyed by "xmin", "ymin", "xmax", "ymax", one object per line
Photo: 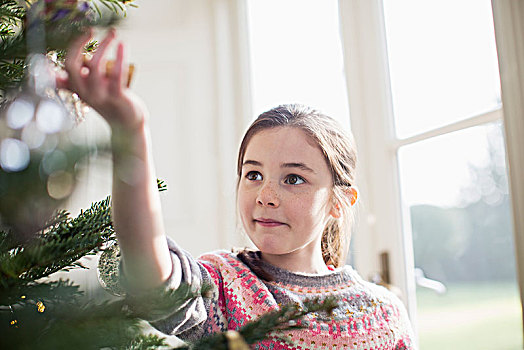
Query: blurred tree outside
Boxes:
[
  {"xmin": 411, "ymin": 123, "xmax": 515, "ymax": 284},
  {"xmin": 411, "ymin": 123, "xmax": 522, "ymax": 349}
]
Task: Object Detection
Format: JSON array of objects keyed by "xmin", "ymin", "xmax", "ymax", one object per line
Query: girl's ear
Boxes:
[
  {"xmin": 329, "ymin": 186, "xmax": 358, "ymax": 219},
  {"xmin": 348, "ymin": 186, "xmax": 358, "ymax": 206},
  {"xmin": 329, "ymin": 203, "xmax": 342, "ymax": 219}
]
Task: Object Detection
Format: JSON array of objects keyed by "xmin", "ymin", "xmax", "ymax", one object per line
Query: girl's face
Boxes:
[{"xmin": 238, "ymin": 127, "xmax": 338, "ymax": 259}]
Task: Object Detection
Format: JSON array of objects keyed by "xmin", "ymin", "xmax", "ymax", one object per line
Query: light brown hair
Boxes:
[{"xmin": 236, "ymin": 104, "xmax": 357, "ymax": 268}]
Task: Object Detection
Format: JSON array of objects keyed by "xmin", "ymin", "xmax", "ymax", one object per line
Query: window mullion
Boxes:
[
  {"xmin": 394, "ymin": 108, "xmax": 503, "ymax": 149},
  {"xmin": 338, "ymin": 0, "xmax": 417, "ymax": 325}
]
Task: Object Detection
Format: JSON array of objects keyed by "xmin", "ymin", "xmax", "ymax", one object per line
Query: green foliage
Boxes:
[
  {"xmin": 157, "ymin": 179, "xmax": 167, "ymax": 192},
  {"xmin": 92, "ymin": 0, "xmax": 137, "ymax": 17},
  {"xmin": 1, "ymin": 281, "xmax": 199, "ymax": 350},
  {"xmin": 411, "ymin": 124, "xmax": 516, "ymax": 283},
  {"xmin": 125, "ymin": 334, "xmax": 169, "ymax": 350},
  {"xmin": 0, "ymin": 0, "xmax": 24, "ymax": 24},
  {"xmin": 0, "ymin": 0, "xmax": 136, "ymax": 99},
  {"xmin": 0, "ymin": 56, "xmax": 25, "ymax": 93},
  {"xmin": 0, "ymin": 196, "xmax": 114, "ymax": 290},
  {"xmin": 0, "ymin": 0, "xmax": 24, "ymax": 44},
  {"xmin": 1, "ymin": 179, "xmax": 182, "ymax": 350}
]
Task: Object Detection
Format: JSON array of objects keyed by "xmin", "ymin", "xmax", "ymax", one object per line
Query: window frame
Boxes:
[
  {"xmin": 338, "ymin": 0, "xmax": 417, "ymax": 323},
  {"xmin": 337, "ymin": 0, "xmax": 518, "ymax": 340}
]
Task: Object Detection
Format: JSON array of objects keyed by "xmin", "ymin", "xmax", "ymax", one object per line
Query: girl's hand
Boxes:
[{"xmin": 57, "ymin": 29, "xmax": 147, "ymax": 132}]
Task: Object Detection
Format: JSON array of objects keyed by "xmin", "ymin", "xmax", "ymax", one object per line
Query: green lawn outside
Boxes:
[{"xmin": 416, "ymin": 282, "xmax": 522, "ymax": 350}]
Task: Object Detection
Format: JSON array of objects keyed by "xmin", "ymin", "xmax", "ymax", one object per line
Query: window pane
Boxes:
[
  {"xmin": 247, "ymin": 0, "xmax": 350, "ymax": 128},
  {"xmin": 383, "ymin": 0, "xmax": 501, "ymax": 138},
  {"xmin": 398, "ymin": 123, "xmax": 522, "ymax": 349}
]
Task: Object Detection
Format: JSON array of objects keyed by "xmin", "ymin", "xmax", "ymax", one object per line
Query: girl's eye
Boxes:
[
  {"xmin": 285, "ymin": 174, "xmax": 305, "ymax": 185},
  {"xmin": 246, "ymin": 171, "xmax": 262, "ymax": 181}
]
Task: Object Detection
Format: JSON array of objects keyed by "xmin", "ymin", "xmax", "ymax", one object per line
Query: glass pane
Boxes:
[
  {"xmin": 398, "ymin": 123, "xmax": 522, "ymax": 349},
  {"xmin": 247, "ymin": 0, "xmax": 350, "ymax": 128},
  {"xmin": 383, "ymin": 0, "xmax": 501, "ymax": 138}
]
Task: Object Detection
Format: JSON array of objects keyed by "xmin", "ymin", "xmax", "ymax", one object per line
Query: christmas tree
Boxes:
[
  {"xmin": 0, "ymin": 2, "xmax": 169, "ymax": 348},
  {"xmin": 0, "ymin": 1, "xmax": 338, "ymax": 348}
]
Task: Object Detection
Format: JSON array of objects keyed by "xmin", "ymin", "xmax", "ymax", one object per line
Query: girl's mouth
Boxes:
[{"xmin": 254, "ymin": 218, "xmax": 285, "ymax": 227}]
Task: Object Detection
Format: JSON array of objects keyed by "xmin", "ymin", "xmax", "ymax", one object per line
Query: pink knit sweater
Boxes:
[{"xmin": 145, "ymin": 240, "xmax": 414, "ymax": 350}]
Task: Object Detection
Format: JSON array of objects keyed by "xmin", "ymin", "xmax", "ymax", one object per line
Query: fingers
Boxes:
[
  {"xmin": 86, "ymin": 28, "xmax": 116, "ymax": 88},
  {"xmin": 64, "ymin": 28, "xmax": 93, "ymax": 94},
  {"xmin": 55, "ymin": 69, "xmax": 69, "ymax": 90},
  {"xmin": 108, "ymin": 42, "xmax": 126, "ymax": 95}
]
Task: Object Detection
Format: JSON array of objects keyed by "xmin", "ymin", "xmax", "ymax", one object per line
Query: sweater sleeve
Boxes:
[
  {"xmin": 143, "ymin": 238, "xmax": 214, "ymax": 338},
  {"xmin": 102, "ymin": 237, "xmax": 227, "ymax": 341}
]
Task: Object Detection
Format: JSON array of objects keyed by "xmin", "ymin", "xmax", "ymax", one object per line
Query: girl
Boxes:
[{"xmin": 58, "ymin": 30, "xmax": 414, "ymax": 349}]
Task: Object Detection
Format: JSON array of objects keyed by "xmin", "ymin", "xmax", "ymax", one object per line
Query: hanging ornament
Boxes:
[
  {"xmin": 0, "ymin": 54, "xmax": 93, "ymax": 239},
  {"xmin": 97, "ymin": 241, "xmax": 126, "ymax": 297},
  {"xmin": 0, "ymin": 0, "xmax": 104, "ymax": 239}
]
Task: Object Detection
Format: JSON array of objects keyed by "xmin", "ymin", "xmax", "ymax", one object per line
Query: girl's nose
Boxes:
[{"xmin": 256, "ymin": 182, "xmax": 280, "ymax": 207}]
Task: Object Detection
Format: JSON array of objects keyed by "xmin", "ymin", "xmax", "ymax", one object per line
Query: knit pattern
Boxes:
[{"xmin": 193, "ymin": 251, "xmax": 414, "ymax": 350}]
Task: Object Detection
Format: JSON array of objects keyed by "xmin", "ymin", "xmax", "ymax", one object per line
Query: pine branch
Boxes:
[
  {"xmin": 1, "ymin": 282, "xmax": 208, "ymax": 350},
  {"xmin": 0, "ymin": 22, "xmax": 14, "ymax": 38},
  {"xmin": 0, "ymin": 196, "xmax": 115, "ymax": 290},
  {"xmin": 0, "ymin": 31, "xmax": 25, "ymax": 60},
  {"xmin": 0, "ymin": 58, "xmax": 25, "ymax": 97},
  {"xmin": 124, "ymin": 334, "xmax": 168, "ymax": 350},
  {"xmin": 0, "ymin": 176, "xmax": 167, "ymax": 292},
  {"xmin": 1, "ymin": 298, "xmax": 142, "ymax": 350},
  {"xmin": 92, "ymin": 0, "xmax": 132, "ymax": 17},
  {"xmin": 0, "ymin": 0, "xmax": 25, "ymax": 24},
  {"xmin": 0, "ymin": 278, "xmax": 83, "ymax": 307},
  {"xmin": 157, "ymin": 179, "xmax": 167, "ymax": 192}
]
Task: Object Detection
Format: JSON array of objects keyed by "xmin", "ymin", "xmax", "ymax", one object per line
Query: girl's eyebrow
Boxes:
[
  {"xmin": 242, "ymin": 160, "xmax": 262, "ymax": 167},
  {"xmin": 282, "ymin": 162, "xmax": 316, "ymax": 174},
  {"xmin": 242, "ymin": 160, "xmax": 316, "ymax": 174}
]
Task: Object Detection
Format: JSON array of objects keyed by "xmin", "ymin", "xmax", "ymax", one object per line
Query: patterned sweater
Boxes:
[{"xmin": 125, "ymin": 239, "xmax": 414, "ymax": 350}]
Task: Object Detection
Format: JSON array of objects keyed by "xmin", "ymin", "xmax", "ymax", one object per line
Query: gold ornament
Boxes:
[
  {"xmin": 36, "ymin": 301, "xmax": 45, "ymax": 313},
  {"xmin": 224, "ymin": 330, "xmax": 249, "ymax": 350}
]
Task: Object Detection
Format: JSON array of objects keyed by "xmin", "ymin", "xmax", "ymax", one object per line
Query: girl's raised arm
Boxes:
[{"xmin": 57, "ymin": 30, "xmax": 173, "ymax": 290}]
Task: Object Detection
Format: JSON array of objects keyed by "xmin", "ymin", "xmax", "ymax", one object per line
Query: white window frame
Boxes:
[
  {"xmin": 491, "ymin": 0, "xmax": 524, "ymax": 338},
  {"xmin": 338, "ymin": 0, "xmax": 524, "ymax": 341},
  {"xmin": 338, "ymin": 0, "xmax": 418, "ymax": 323}
]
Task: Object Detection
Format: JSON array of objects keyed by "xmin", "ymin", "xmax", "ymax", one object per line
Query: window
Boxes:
[
  {"xmin": 339, "ymin": 0, "xmax": 522, "ymax": 347},
  {"xmin": 384, "ymin": 0, "xmax": 501, "ymax": 138},
  {"xmin": 383, "ymin": 1, "xmax": 521, "ymax": 347},
  {"xmin": 398, "ymin": 123, "xmax": 520, "ymax": 348}
]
